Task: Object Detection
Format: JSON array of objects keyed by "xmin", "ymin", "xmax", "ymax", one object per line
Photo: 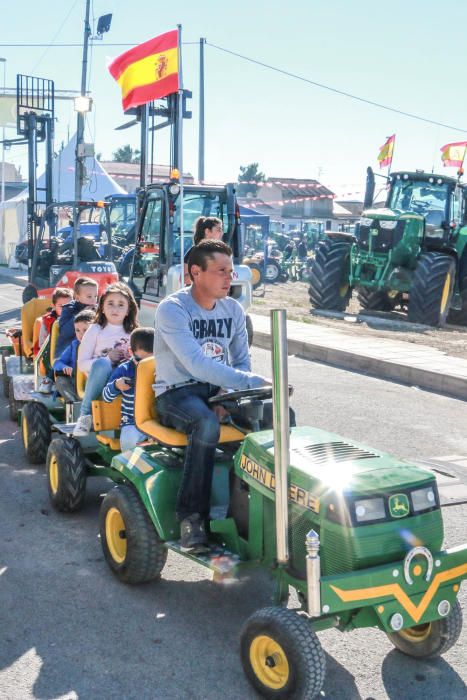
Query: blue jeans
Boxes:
[
  {"xmin": 80, "ymin": 357, "xmax": 113, "ymax": 417},
  {"xmin": 120, "ymin": 424, "xmax": 147, "ymax": 452},
  {"xmin": 157, "ymin": 383, "xmax": 221, "ymax": 521}
]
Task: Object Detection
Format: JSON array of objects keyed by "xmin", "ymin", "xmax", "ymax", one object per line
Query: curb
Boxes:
[{"xmin": 252, "ymin": 330, "xmax": 467, "ymax": 402}]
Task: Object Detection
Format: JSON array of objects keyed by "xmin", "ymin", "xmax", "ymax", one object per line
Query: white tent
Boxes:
[{"xmin": 0, "ymin": 134, "xmax": 125, "ymax": 265}]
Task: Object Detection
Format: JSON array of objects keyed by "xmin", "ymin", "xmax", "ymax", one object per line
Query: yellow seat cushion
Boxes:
[
  {"xmin": 92, "ymin": 397, "xmax": 122, "ymax": 431},
  {"xmin": 96, "ymin": 434, "xmax": 121, "ymax": 450},
  {"xmin": 21, "ymin": 298, "xmax": 52, "ymax": 357},
  {"xmin": 134, "ymin": 357, "xmax": 245, "ymax": 446},
  {"xmin": 49, "ymin": 321, "xmax": 60, "ymax": 366}
]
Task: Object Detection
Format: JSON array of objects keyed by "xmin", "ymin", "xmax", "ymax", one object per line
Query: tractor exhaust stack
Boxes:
[
  {"xmin": 270, "ymin": 309, "xmax": 290, "ymax": 565},
  {"xmin": 306, "ymin": 529, "xmax": 321, "ymax": 616}
]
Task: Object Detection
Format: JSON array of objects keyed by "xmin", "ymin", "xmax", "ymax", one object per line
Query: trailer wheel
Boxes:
[
  {"xmin": 21, "ymin": 401, "xmax": 52, "ymax": 464},
  {"xmin": 408, "ymin": 252, "xmax": 455, "ymax": 326},
  {"xmin": 46, "ymin": 437, "xmax": 87, "ymax": 512},
  {"xmin": 100, "ymin": 485, "xmax": 167, "ymax": 584},
  {"xmin": 308, "ymin": 239, "xmax": 351, "ymax": 312},
  {"xmin": 2, "ymin": 349, "xmax": 10, "ymax": 398},
  {"xmin": 387, "ymin": 599, "xmax": 463, "ymax": 658},
  {"xmin": 240, "ymin": 607, "xmax": 325, "ymax": 699},
  {"xmin": 22, "ymin": 284, "xmax": 38, "ymax": 304},
  {"xmin": 357, "ymin": 288, "xmax": 395, "ymax": 312},
  {"xmin": 8, "ymin": 377, "xmax": 22, "ymax": 421}
]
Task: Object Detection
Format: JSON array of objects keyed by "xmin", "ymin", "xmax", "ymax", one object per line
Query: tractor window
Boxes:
[
  {"xmin": 131, "ymin": 196, "xmax": 163, "ymax": 292},
  {"xmin": 389, "ymin": 180, "xmax": 449, "ymax": 220},
  {"xmin": 451, "ymin": 189, "xmax": 461, "ymax": 226},
  {"xmin": 171, "ymin": 192, "xmax": 227, "ymax": 262},
  {"xmin": 105, "ymin": 199, "xmax": 136, "ymax": 236}
]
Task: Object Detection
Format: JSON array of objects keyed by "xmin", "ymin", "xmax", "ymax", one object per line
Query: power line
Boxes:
[
  {"xmin": 0, "ymin": 41, "xmax": 199, "ymax": 47},
  {"xmin": 206, "ymin": 41, "xmax": 467, "ymax": 134},
  {"xmin": 30, "ymin": 0, "xmax": 80, "ymax": 73}
]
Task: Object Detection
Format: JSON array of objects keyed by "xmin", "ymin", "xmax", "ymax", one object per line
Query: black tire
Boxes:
[
  {"xmin": 387, "ymin": 599, "xmax": 463, "ymax": 659},
  {"xmin": 46, "ymin": 437, "xmax": 87, "ymax": 512},
  {"xmin": 21, "ymin": 401, "xmax": 52, "ymax": 464},
  {"xmin": 408, "ymin": 252, "xmax": 455, "ymax": 326},
  {"xmin": 246, "ymin": 314, "xmax": 254, "ymax": 347},
  {"xmin": 22, "ymin": 284, "xmax": 38, "ymax": 304},
  {"xmin": 265, "ymin": 260, "xmax": 281, "ymax": 284},
  {"xmin": 100, "ymin": 485, "xmax": 167, "ymax": 584},
  {"xmin": 308, "ymin": 239, "xmax": 351, "ymax": 312},
  {"xmin": 357, "ymin": 287, "xmax": 395, "ymax": 312},
  {"xmin": 248, "ymin": 263, "xmax": 263, "ymax": 290},
  {"xmin": 1, "ymin": 349, "xmax": 10, "ymax": 398},
  {"xmin": 240, "ymin": 607, "xmax": 325, "ymax": 699},
  {"xmin": 8, "ymin": 377, "xmax": 22, "ymax": 422},
  {"xmin": 447, "ymin": 266, "xmax": 467, "ymax": 326}
]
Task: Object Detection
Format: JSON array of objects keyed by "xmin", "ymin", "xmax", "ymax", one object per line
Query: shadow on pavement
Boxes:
[{"xmin": 382, "ymin": 648, "xmax": 467, "ymax": 699}]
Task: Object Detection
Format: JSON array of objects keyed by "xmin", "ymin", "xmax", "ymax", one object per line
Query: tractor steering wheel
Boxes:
[{"xmin": 208, "ymin": 386, "xmax": 273, "ymax": 404}]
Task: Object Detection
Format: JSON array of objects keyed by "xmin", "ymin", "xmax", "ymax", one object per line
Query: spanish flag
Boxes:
[
  {"xmin": 440, "ymin": 141, "xmax": 467, "ymax": 168},
  {"xmin": 377, "ymin": 134, "xmax": 395, "ymax": 169},
  {"xmin": 109, "ymin": 29, "xmax": 179, "ymax": 111}
]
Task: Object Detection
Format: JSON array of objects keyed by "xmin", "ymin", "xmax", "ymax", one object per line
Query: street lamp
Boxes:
[{"xmin": 74, "ymin": 95, "xmax": 92, "ymax": 113}]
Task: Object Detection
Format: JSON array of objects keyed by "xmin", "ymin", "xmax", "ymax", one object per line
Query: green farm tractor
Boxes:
[
  {"xmin": 57, "ymin": 310, "xmax": 466, "ymax": 699},
  {"xmin": 309, "ymin": 169, "xmax": 467, "ymax": 326}
]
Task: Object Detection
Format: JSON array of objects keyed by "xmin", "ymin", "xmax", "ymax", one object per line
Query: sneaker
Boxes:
[
  {"xmin": 38, "ymin": 377, "xmax": 54, "ymax": 394},
  {"xmin": 180, "ymin": 514, "xmax": 209, "ymax": 552},
  {"xmin": 72, "ymin": 414, "xmax": 93, "ymax": 437}
]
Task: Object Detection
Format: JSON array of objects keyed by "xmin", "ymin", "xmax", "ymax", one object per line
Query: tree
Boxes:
[
  {"xmin": 112, "ymin": 144, "xmax": 141, "ymax": 164},
  {"xmin": 238, "ymin": 162, "xmax": 266, "ymax": 196}
]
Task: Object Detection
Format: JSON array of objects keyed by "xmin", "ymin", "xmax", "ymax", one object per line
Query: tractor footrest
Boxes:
[
  {"xmin": 55, "ymin": 423, "xmax": 78, "ymax": 435},
  {"xmin": 166, "ymin": 541, "xmax": 240, "ymax": 580}
]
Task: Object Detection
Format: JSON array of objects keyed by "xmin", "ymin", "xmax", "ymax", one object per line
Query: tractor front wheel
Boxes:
[
  {"xmin": 46, "ymin": 437, "xmax": 87, "ymax": 512},
  {"xmin": 21, "ymin": 401, "xmax": 51, "ymax": 464},
  {"xmin": 100, "ymin": 485, "xmax": 167, "ymax": 584},
  {"xmin": 240, "ymin": 607, "xmax": 326, "ymax": 699},
  {"xmin": 387, "ymin": 599, "xmax": 463, "ymax": 658},
  {"xmin": 308, "ymin": 239, "xmax": 351, "ymax": 312},
  {"xmin": 358, "ymin": 287, "xmax": 395, "ymax": 312},
  {"xmin": 408, "ymin": 252, "xmax": 455, "ymax": 326}
]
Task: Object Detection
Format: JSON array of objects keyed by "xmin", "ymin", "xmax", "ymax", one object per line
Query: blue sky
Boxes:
[{"xmin": 2, "ymin": 0, "xmax": 467, "ymax": 198}]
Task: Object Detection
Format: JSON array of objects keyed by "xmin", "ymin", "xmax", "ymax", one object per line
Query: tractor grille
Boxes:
[
  {"xmin": 358, "ymin": 221, "xmax": 405, "ymax": 253},
  {"xmin": 291, "ymin": 441, "xmax": 378, "ymax": 464}
]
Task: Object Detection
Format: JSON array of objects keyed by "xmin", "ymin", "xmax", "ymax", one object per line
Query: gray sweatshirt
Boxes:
[{"xmin": 153, "ymin": 287, "xmax": 267, "ymax": 396}]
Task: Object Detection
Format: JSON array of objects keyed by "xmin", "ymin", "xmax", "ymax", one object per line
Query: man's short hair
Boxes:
[
  {"xmin": 130, "ymin": 327, "xmax": 154, "ymax": 354},
  {"xmin": 52, "ymin": 287, "xmax": 73, "ymax": 305},
  {"xmin": 74, "ymin": 276, "xmax": 98, "ymax": 293},
  {"xmin": 74, "ymin": 309, "xmax": 95, "ymax": 324},
  {"xmin": 187, "ymin": 239, "xmax": 232, "ymax": 281}
]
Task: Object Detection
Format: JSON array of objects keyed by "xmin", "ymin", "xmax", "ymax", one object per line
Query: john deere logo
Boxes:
[{"xmin": 389, "ymin": 493, "xmax": 410, "ymax": 518}]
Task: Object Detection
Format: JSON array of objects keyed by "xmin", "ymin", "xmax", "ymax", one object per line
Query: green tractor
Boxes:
[
  {"xmin": 309, "ymin": 169, "xmax": 467, "ymax": 326},
  {"xmin": 52, "ymin": 309, "xmax": 467, "ymax": 699}
]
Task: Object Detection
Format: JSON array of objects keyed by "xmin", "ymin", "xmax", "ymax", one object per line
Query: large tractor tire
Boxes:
[
  {"xmin": 100, "ymin": 485, "xmax": 167, "ymax": 584},
  {"xmin": 308, "ymin": 239, "xmax": 351, "ymax": 312},
  {"xmin": 240, "ymin": 607, "xmax": 326, "ymax": 699},
  {"xmin": 46, "ymin": 437, "xmax": 87, "ymax": 512},
  {"xmin": 447, "ymin": 266, "xmax": 467, "ymax": 326},
  {"xmin": 21, "ymin": 401, "xmax": 52, "ymax": 464},
  {"xmin": 357, "ymin": 287, "xmax": 395, "ymax": 312},
  {"xmin": 408, "ymin": 252, "xmax": 455, "ymax": 326},
  {"xmin": 387, "ymin": 599, "xmax": 462, "ymax": 659}
]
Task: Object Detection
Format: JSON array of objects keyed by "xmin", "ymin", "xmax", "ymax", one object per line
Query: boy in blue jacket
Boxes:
[
  {"xmin": 55, "ymin": 277, "xmax": 98, "ymax": 357},
  {"xmin": 53, "ymin": 310, "xmax": 95, "ymax": 402},
  {"xmin": 102, "ymin": 327, "xmax": 154, "ymax": 451}
]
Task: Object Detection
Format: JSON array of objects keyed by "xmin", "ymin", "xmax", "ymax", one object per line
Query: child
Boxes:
[
  {"xmin": 103, "ymin": 327, "xmax": 154, "ymax": 451},
  {"xmin": 53, "ymin": 309, "xmax": 95, "ymax": 403},
  {"xmin": 55, "ymin": 277, "xmax": 98, "ymax": 358},
  {"xmin": 73, "ymin": 282, "xmax": 139, "ymax": 437},
  {"xmin": 34, "ymin": 287, "xmax": 73, "ymax": 357}
]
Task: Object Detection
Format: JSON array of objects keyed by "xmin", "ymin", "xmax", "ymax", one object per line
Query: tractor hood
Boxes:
[
  {"xmin": 361, "ymin": 208, "xmax": 423, "ymax": 223},
  {"xmin": 239, "ymin": 427, "xmax": 434, "ymax": 497}
]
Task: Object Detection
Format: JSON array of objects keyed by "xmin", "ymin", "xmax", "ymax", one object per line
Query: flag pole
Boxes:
[
  {"xmin": 177, "ymin": 24, "xmax": 184, "ymax": 275},
  {"xmin": 388, "ymin": 134, "xmax": 395, "ymax": 177}
]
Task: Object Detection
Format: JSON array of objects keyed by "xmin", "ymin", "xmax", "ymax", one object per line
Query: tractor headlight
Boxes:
[
  {"xmin": 360, "ymin": 217, "xmax": 373, "ymax": 227},
  {"xmin": 379, "ymin": 220, "xmax": 398, "ymax": 230},
  {"xmin": 354, "ymin": 497, "xmax": 386, "ymax": 523},
  {"xmin": 411, "ymin": 486, "xmax": 437, "ymax": 513}
]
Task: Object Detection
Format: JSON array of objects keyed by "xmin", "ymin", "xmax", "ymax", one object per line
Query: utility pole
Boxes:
[
  {"xmin": 74, "ymin": 0, "xmax": 91, "ymax": 259},
  {"xmin": 198, "ymin": 38, "xmax": 205, "ymax": 183}
]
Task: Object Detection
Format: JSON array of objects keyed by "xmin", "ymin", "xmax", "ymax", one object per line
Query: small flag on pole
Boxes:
[
  {"xmin": 108, "ymin": 29, "xmax": 179, "ymax": 111},
  {"xmin": 440, "ymin": 141, "xmax": 467, "ymax": 168},
  {"xmin": 377, "ymin": 134, "xmax": 395, "ymax": 169}
]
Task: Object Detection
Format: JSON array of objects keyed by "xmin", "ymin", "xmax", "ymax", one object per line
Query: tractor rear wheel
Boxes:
[
  {"xmin": 21, "ymin": 401, "xmax": 51, "ymax": 464},
  {"xmin": 46, "ymin": 437, "xmax": 87, "ymax": 512},
  {"xmin": 308, "ymin": 239, "xmax": 351, "ymax": 312},
  {"xmin": 408, "ymin": 252, "xmax": 455, "ymax": 326},
  {"xmin": 248, "ymin": 262, "xmax": 263, "ymax": 289},
  {"xmin": 357, "ymin": 287, "xmax": 395, "ymax": 312},
  {"xmin": 240, "ymin": 607, "xmax": 325, "ymax": 699},
  {"xmin": 387, "ymin": 599, "xmax": 462, "ymax": 658},
  {"xmin": 447, "ymin": 268, "xmax": 467, "ymax": 326},
  {"xmin": 2, "ymin": 349, "xmax": 10, "ymax": 398},
  {"xmin": 100, "ymin": 485, "xmax": 167, "ymax": 584}
]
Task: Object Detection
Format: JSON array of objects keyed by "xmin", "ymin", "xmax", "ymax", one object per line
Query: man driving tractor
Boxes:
[{"xmin": 154, "ymin": 239, "xmax": 272, "ymax": 552}]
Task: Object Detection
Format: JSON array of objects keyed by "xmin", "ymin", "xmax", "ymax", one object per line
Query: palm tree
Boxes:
[{"xmin": 112, "ymin": 145, "xmax": 141, "ymax": 164}]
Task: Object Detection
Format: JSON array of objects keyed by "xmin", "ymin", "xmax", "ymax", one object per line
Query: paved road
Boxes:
[{"xmin": 0, "ymin": 283, "xmax": 466, "ymax": 699}]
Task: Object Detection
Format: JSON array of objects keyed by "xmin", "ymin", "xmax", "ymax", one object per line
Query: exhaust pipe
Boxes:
[
  {"xmin": 270, "ymin": 309, "xmax": 290, "ymax": 565},
  {"xmin": 306, "ymin": 529, "xmax": 321, "ymax": 617},
  {"xmin": 363, "ymin": 166, "xmax": 375, "ymax": 209}
]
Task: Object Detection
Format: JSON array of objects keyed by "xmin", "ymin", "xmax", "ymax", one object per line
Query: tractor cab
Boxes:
[
  {"xmin": 25, "ymin": 200, "xmax": 118, "ymax": 302},
  {"xmin": 104, "ymin": 193, "xmax": 137, "ymax": 247},
  {"xmin": 128, "ymin": 181, "xmax": 252, "ymax": 325}
]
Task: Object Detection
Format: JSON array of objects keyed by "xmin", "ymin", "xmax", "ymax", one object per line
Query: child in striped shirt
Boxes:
[{"xmin": 102, "ymin": 327, "xmax": 154, "ymax": 452}]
